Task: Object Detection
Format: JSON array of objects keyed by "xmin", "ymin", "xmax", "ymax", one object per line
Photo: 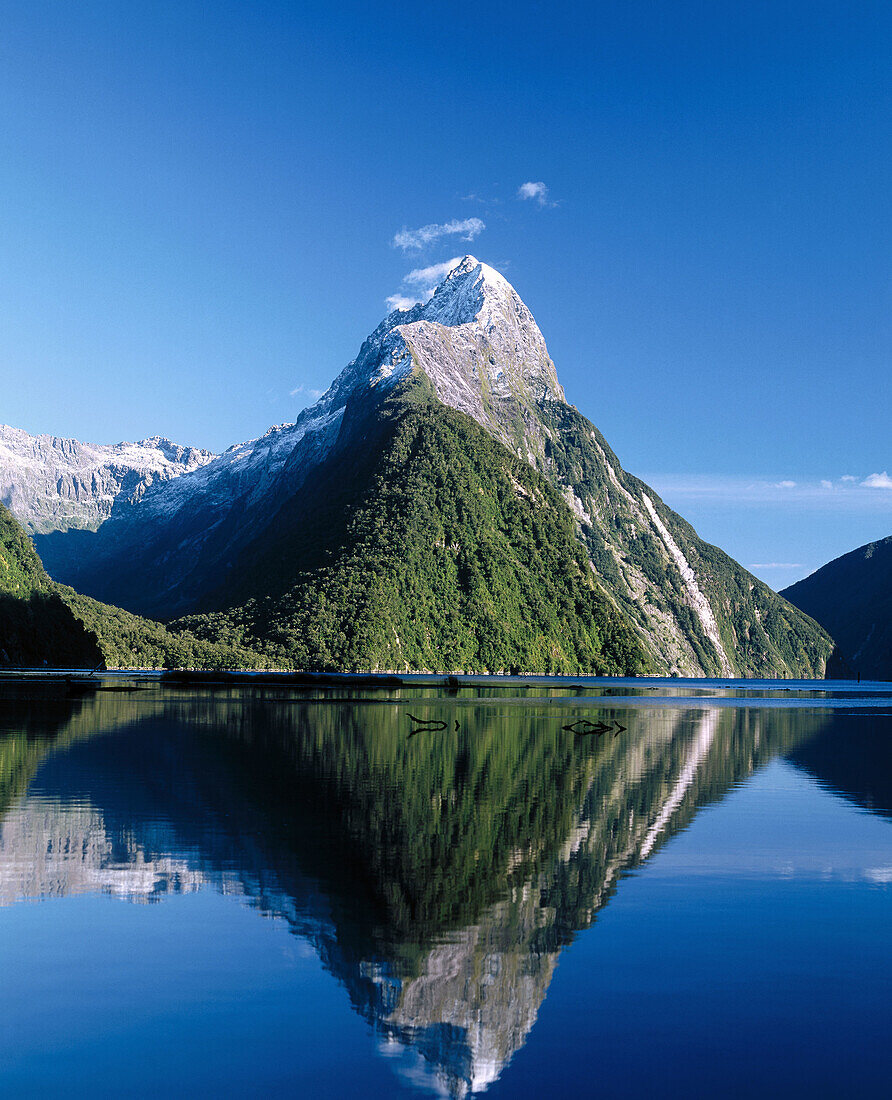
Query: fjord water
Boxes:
[{"xmin": 0, "ymin": 683, "xmax": 890, "ymax": 1096}]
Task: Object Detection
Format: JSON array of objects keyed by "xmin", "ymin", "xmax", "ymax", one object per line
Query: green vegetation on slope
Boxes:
[
  {"xmin": 176, "ymin": 381, "xmax": 651, "ymax": 674},
  {"xmin": 534, "ymin": 401, "xmax": 833, "ymax": 677},
  {"xmin": 0, "ymin": 502, "xmax": 103, "ymax": 667},
  {"xmin": 56, "ymin": 586, "xmax": 264, "ymax": 671}
]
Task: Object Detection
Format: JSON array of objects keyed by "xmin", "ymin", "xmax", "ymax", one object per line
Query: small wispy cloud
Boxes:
[
  {"xmin": 385, "ymin": 257, "xmax": 464, "ymax": 312},
  {"xmin": 517, "ymin": 180, "xmax": 556, "ymax": 207},
  {"xmin": 392, "ymin": 218, "xmax": 485, "ymax": 252},
  {"xmin": 642, "ymin": 473, "xmax": 892, "ymax": 511},
  {"xmin": 385, "ymin": 293, "xmax": 421, "ymax": 312},
  {"xmin": 404, "ymin": 258, "xmax": 462, "ymax": 287},
  {"xmin": 746, "ymin": 562, "xmax": 804, "ymax": 570},
  {"xmin": 289, "ymin": 384, "xmax": 323, "ymax": 400},
  {"xmin": 460, "ymin": 191, "xmax": 504, "ymax": 209}
]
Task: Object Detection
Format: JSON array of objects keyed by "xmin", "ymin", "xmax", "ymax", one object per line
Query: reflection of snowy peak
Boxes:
[
  {"xmin": 0, "ymin": 798, "xmax": 213, "ymax": 903},
  {"xmin": 0, "ymin": 691, "xmax": 827, "ymax": 1097},
  {"xmin": 368, "ymin": 891, "xmax": 560, "ymax": 1099}
]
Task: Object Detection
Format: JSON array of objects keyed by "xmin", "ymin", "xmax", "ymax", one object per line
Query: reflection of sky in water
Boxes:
[
  {"xmin": 0, "ymin": 694, "xmax": 889, "ymax": 1097},
  {"xmin": 0, "ymin": 892, "xmax": 407, "ymax": 1097},
  {"xmin": 508, "ymin": 765, "xmax": 892, "ymax": 1099},
  {"xmin": 644, "ymin": 760, "xmax": 892, "ymax": 881}
]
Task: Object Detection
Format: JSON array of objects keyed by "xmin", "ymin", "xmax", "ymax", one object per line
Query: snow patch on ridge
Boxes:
[{"xmin": 143, "ymin": 405, "xmax": 346, "ymax": 518}]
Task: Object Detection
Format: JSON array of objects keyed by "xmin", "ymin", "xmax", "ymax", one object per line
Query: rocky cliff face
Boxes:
[{"xmin": 0, "ymin": 425, "xmax": 215, "ymax": 534}]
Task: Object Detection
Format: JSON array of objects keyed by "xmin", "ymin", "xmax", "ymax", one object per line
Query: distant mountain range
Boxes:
[
  {"xmin": 0, "ymin": 425, "xmax": 214, "ymax": 535},
  {"xmin": 2, "ymin": 257, "xmax": 832, "ymax": 674},
  {"xmin": 782, "ymin": 535, "xmax": 892, "ymax": 680}
]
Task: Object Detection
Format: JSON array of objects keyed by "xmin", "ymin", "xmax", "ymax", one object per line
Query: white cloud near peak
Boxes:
[
  {"xmin": 385, "ymin": 293, "xmax": 422, "ymax": 312},
  {"xmin": 289, "ymin": 384, "xmax": 323, "ymax": 400},
  {"xmin": 385, "ymin": 257, "xmax": 465, "ymax": 312},
  {"xmin": 863, "ymin": 471, "xmax": 892, "ymax": 488},
  {"xmin": 392, "ymin": 218, "xmax": 485, "ymax": 252},
  {"xmin": 403, "ymin": 258, "xmax": 463, "ymax": 287}
]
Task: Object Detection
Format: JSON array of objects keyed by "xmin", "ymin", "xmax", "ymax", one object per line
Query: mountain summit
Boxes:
[
  {"xmin": 296, "ymin": 255, "xmax": 565, "ymax": 457},
  {"xmin": 4, "ymin": 258, "xmax": 831, "ymax": 675}
]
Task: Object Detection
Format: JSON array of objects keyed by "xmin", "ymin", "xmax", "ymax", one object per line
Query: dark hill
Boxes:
[
  {"xmin": 782, "ymin": 535, "xmax": 892, "ymax": 680},
  {"xmin": 0, "ymin": 502, "xmax": 104, "ymax": 668},
  {"xmin": 0, "ymin": 501, "xmax": 262, "ymax": 670}
]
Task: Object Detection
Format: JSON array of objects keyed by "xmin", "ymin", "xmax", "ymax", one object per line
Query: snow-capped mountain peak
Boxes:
[
  {"xmin": 310, "ymin": 257, "xmax": 566, "ymax": 456},
  {"xmin": 384, "ymin": 255, "xmax": 531, "ymax": 330}
]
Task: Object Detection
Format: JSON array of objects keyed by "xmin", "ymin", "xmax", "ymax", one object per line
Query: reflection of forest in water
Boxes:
[{"xmin": 0, "ymin": 686, "xmax": 886, "ymax": 1097}]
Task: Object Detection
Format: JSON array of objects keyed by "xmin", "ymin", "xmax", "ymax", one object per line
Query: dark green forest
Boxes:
[{"xmin": 175, "ymin": 383, "xmax": 650, "ymax": 674}]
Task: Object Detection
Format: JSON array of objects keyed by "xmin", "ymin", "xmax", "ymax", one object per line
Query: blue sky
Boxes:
[{"xmin": 2, "ymin": 0, "xmax": 889, "ymax": 589}]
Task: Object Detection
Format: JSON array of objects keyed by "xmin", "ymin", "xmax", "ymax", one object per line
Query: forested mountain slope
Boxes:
[
  {"xmin": 0, "ymin": 502, "xmax": 260, "ymax": 670},
  {"xmin": 174, "ymin": 380, "xmax": 650, "ymax": 675}
]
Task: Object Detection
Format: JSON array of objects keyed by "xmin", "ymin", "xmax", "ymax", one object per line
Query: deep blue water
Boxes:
[{"xmin": 0, "ymin": 682, "xmax": 890, "ymax": 1096}]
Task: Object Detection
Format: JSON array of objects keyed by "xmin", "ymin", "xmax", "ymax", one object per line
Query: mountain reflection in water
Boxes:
[{"xmin": 0, "ymin": 686, "xmax": 888, "ymax": 1097}]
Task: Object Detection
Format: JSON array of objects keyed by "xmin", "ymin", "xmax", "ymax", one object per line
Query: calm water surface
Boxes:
[{"xmin": 0, "ymin": 680, "xmax": 890, "ymax": 1096}]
